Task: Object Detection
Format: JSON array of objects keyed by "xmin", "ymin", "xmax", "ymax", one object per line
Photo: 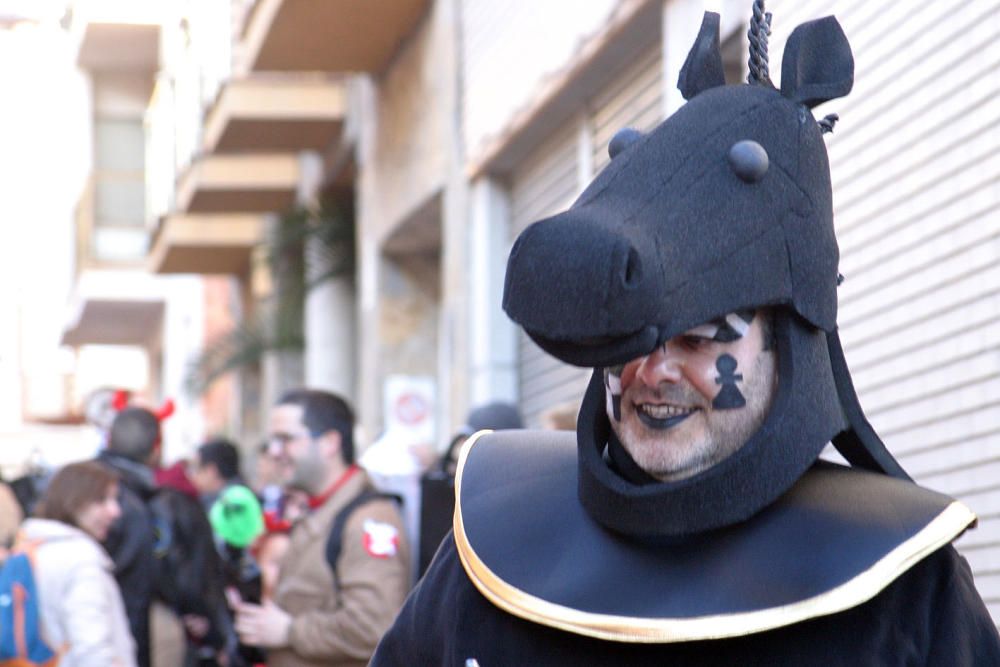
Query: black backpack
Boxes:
[{"xmin": 324, "ymin": 490, "xmax": 401, "ymax": 592}]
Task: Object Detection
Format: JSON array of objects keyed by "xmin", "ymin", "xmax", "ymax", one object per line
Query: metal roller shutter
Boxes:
[
  {"xmin": 589, "ymin": 45, "xmax": 665, "ymax": 175},
  {"xmin": 769, "ymin": 0, "xmax": 1000, "ymax": 623}
]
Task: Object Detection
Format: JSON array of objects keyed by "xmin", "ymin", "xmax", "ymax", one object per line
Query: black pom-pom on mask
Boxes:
[{"xmin": 728, "ymin": 140, "xmax": 769, "ymax": 183}]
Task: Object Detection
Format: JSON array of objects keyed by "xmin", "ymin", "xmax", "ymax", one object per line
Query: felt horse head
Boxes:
[
  {"xmin": 504, "ymin": 6, "xmax": 909, "ymax": 537},
  {"xmin": 503, "ymin": 10, "xmax": 854, "ymax": 368}
]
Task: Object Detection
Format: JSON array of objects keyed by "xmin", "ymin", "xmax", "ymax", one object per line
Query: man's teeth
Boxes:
[{"xmin": 640, "ymin": 404, "xmax": 694, "ymax": 418}]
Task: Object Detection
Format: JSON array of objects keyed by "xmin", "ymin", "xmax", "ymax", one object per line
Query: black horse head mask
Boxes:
[
  {"xmin": 503, "ymin": 8, "xmax": 909, "ymax": 537},
  {"xmin": 504, "ymin": 11, "xmax": 854, "ymax": 366}
]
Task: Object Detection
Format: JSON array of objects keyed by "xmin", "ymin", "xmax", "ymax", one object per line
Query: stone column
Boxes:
[
  {"xmin": 466, "ymin": 177, "xmax": 518, "ymax": 407},
  {"xmin": 301, "ymin": 152, "xmax": 357, "ymax": 398}
]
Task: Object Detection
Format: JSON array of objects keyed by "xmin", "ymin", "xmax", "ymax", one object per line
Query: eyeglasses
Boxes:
[{"xmin": 268, "ymin": 431, "xmax": 311, "ymax": 452}]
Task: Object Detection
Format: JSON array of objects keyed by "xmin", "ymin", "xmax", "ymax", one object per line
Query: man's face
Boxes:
[
  {"xmin": 605, "ymin": 310, "xmax": 777, "ymax": 482},
  {"xmin": 268, "ymin": 404, "xmax": 328, "ymax": 494},
  {"xmin": 188, "ymin": 455, "xmax": 222, "ymax": 496},
  {"xmin": 75, "ymin": 483, "xmax": 121, "ymax": 542}
]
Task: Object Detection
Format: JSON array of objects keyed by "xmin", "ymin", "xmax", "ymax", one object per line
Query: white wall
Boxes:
[
  {"xmin": 0, "ymin": 23, "xmax": 87, "ymax": 428},
  {"xmin": 461, "ymin": 0, "xmax": 620, "ymax": 160},
  {"xmin": 160, "ymin": 275, "xmax": 206, "ymax": 463}
]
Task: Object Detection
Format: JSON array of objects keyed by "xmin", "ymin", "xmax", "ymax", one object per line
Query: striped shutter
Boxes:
[
  {"xmin": 770, "ymin": 0, "xmax": 1000, "ymax": 623},
  {"xmin": 589, "ymin": 45, "xmax": 665, "ymax": 175},
  {"xmin": 509, "ymin": 44, "xmax": 664, "ymax": 427}
]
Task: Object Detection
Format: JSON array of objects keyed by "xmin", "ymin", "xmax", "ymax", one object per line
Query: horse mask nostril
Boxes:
[{"xmin": 622, "ymin": 246, "xmax": 642, "ymax": 288}]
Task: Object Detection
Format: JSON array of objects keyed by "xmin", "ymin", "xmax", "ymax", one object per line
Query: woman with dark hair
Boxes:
[{"xmin": 20, "ymin": 460, "xmax": 136, "ymax": 666}]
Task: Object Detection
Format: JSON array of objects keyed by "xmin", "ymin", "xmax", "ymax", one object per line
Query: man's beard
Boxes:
[
  {"xmin": 286, "ymin": 442, "xmax": 328, "ymax": 494},
  {"xmin": 609, "ymin": 351, "xmax": 776, "ymax": 482}
]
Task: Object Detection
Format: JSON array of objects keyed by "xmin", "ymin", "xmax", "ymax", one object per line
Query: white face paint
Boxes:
[{"xmin": 604, "ymin": 370, "xmax": 623, "ymax": 421}]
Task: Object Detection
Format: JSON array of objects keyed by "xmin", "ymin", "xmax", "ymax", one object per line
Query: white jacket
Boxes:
[{"xmin": 19, "ymin": 518, "xmax": 137, "ymax": 667}]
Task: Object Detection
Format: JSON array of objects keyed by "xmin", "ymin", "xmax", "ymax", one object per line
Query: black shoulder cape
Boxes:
[{"xmin": 453, "ymin": 430, "xmax": 975, "ymax": 642}]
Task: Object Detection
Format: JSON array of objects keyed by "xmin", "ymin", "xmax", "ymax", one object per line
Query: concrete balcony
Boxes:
[
  {"xmin": 241, "ymin": 0, "xmax": 429, "ymax": 73},
  {"xmin": 149, "ymin": 213, "xmax": 264, "ymax": 275},
  {"xmin": 61, "ymin": 270, "xmax": 165, "ymax": 347},
  {"xmin": 71, "ymin": 1, "xmax": 163, "ymax": 73},
  {"xmin": 203, "ymin": 77, "xmax": 347, "ymax": 154},
  {"xmin": 176, "ymin": 154, "xmax": 300, "ymax": 214}
]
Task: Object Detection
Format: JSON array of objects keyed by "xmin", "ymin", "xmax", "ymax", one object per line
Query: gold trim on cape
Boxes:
[{"xmin": 452, "ymin": 431, "xmax": 977, "ymax": 643}]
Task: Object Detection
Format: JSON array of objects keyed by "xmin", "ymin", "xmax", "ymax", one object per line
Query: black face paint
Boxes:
[{"xmin": 712, "ymin": 354, "xmax": 746, "ymax": 409}]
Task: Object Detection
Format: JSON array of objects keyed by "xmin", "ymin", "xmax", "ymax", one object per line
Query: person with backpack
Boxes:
[
  {"xmin": 190, "ymin": 437, "xmax": 268, "ymax": 633},
  {"xmin": 17, "ymin": 460, "xmax": 135, "ymax": 666},
  {"xmin": 96, "ymin": 406, "xmax": 233, "ymax": 667},
  {"xmin": 234, "ymin": 389, "xmax": 410, "ymax": 667},
  {"xmin": 146, "ymin": 487, "xmax": 234, "ymax": 667},
  {"xmin": 95, "ymin": 407, "xmax": 161, "ymax": 667},
  {"xmin": 416, "ymin": 401, "xmax": 524, "ymax": 577},
  {"xmin": 205, "ymin": 483, "xmax": 267, "ymax": 667},
  {"xmin": 189, "ymin": 438, "xmax": 248, "ymax": 513}
]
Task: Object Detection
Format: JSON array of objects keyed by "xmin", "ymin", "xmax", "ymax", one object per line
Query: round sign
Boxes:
[{"xmin": 395, "ymin": 392, "xmax": 429, "ymax": 425}]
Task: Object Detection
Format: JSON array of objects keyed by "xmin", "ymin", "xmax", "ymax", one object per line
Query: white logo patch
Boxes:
[{"xmin": 362, "ymin": 519, "xmax": 399, "ymax": 558}]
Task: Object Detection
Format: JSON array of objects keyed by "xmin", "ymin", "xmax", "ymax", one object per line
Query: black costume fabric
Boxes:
[
  {"xmin": 450, "ymin": 431, "xmax": 972, "ymax": 627},
  {"xmin": 374, "ymin": 430, "xmax": 1000, "ymax": 664},
  {"xmin": 373, "ymin": 540, "xmax": 999, "ymax": 666}
]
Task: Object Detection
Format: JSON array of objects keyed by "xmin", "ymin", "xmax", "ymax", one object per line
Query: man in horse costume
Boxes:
[{"xmin": 372, "ymin": 3, "xmax": 1000, "ymax": 664}]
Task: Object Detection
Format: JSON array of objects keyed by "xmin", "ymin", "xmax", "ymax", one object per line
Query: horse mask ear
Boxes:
[
  {"xmin": 677, "ymin": 12, "xmax": 726, "ymax": 100},
  {"xmin": 780, "ymin": 16, "xmax": 853, "ymax": 108}
]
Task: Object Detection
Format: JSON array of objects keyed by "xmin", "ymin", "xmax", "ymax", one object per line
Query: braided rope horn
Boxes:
[{"xmin": 747, "ymin": 0, "xmax": 773, "ymax": 86}]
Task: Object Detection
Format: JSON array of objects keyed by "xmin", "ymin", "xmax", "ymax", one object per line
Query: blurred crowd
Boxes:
[{"xmin": 0, "ymin": 389, "xmax": 574, "ymax": 666}]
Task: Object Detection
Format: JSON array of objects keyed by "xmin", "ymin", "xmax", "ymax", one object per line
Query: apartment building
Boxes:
[{"xmin": 59, "ymin": 0, "xmax": 212, "ymax": 461}]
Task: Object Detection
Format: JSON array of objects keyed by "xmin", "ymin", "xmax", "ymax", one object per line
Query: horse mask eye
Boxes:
[{"xmin": 728, "ymin": 140, "xmax": 769, "ymax": 183}]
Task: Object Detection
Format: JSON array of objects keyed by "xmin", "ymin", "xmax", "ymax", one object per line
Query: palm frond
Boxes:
[{"xmin": 184, "ymin": 198, "xmax": 355, "ymax": 397}]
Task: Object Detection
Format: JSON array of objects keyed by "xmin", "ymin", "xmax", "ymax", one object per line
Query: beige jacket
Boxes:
[
  {"xmin": 269, "ymin": 468, "xmax": 410, "ymax": 667},
  {"xmin": 20, "ymin": 518, "xmax": 136, "ymax": 667}
]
